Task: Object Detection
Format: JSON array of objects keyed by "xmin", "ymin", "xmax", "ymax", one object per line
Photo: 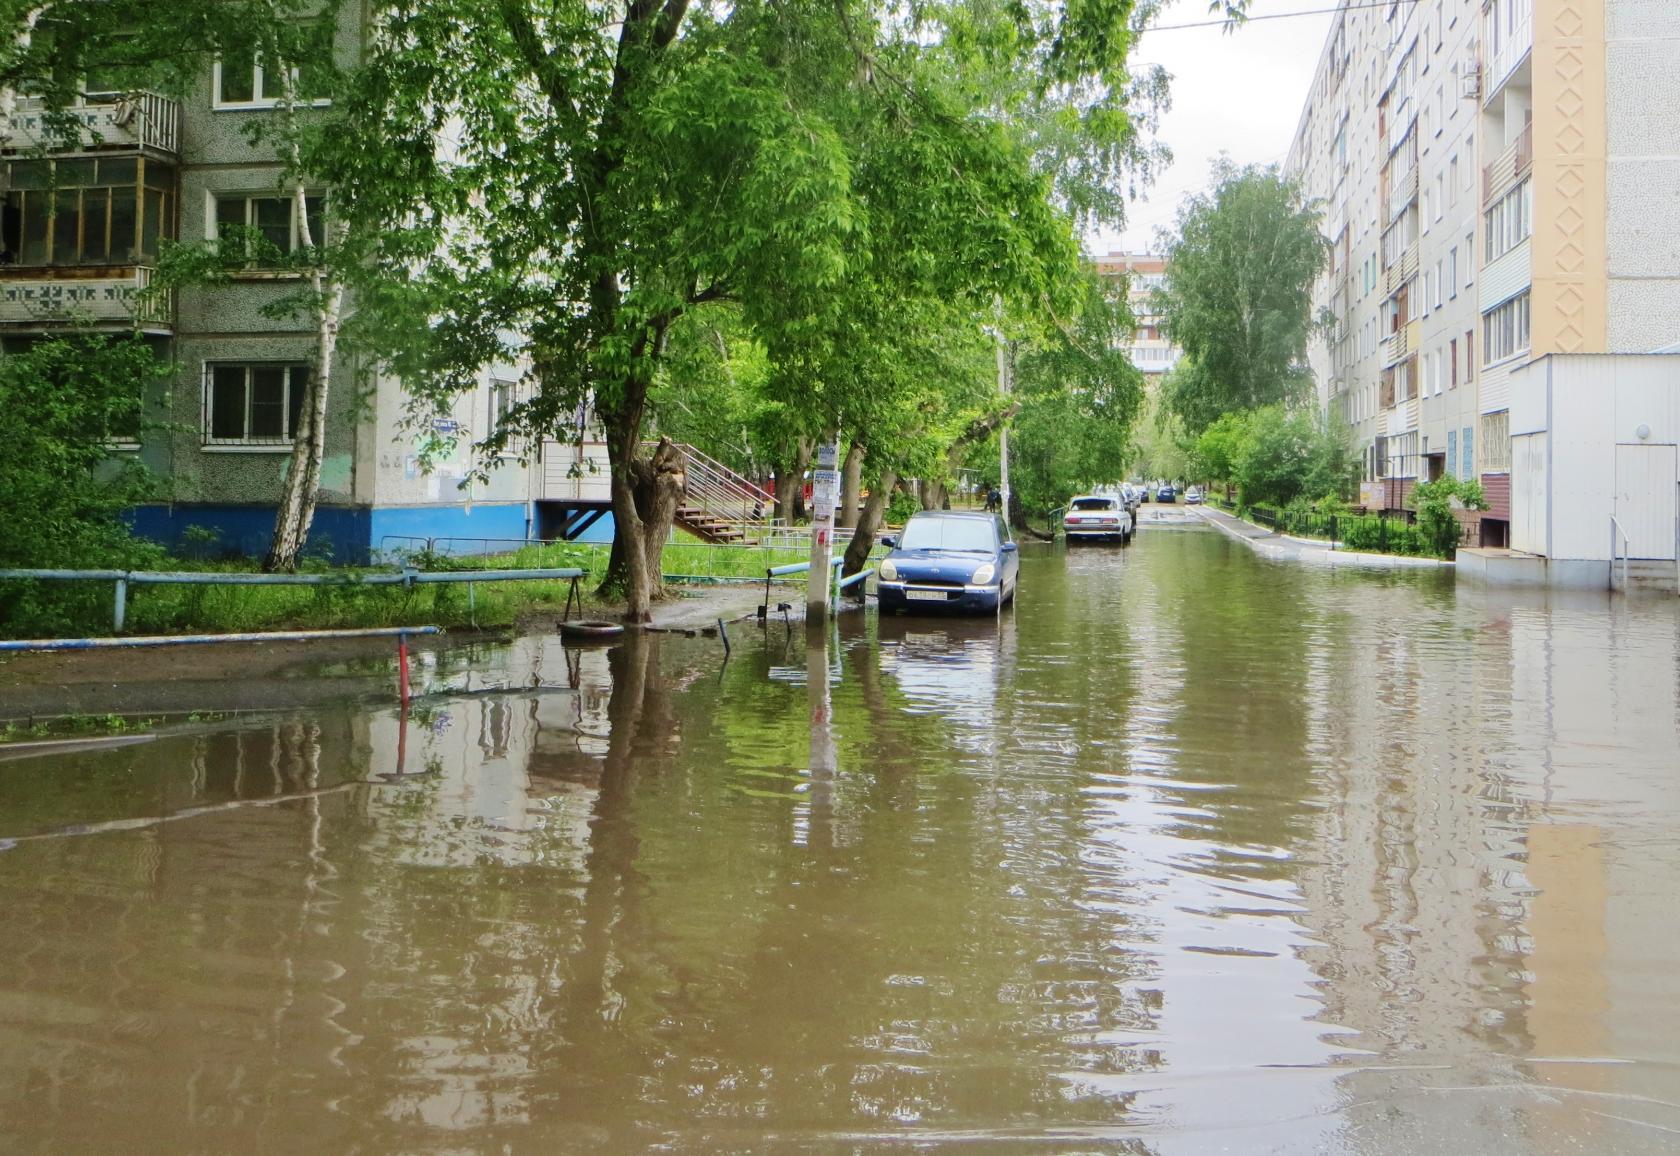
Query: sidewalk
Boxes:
[{"xmin": 1195, "ymin": 506, "xmax": 1454, "ymax": 571}]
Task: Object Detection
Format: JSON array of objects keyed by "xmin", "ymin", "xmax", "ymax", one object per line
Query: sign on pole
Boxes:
[{"xmin": 807, "ymin": 439, "xmax": 840, "ymax": 620}]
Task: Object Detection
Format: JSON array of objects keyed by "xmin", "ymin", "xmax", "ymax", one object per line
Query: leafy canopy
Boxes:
[{"xmin": 1154, "ymin": 159, "xmax": 1326, "ymax": 435}]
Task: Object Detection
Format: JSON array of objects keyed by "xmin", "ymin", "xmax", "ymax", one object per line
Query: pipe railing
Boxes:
[
  {"xmin": 0, "ymin": 567, "xmax": 585, "ymax": 633},
  {"xmin": 1610, "ymin": 515, "xmax": 1630, "ymax": 592}
]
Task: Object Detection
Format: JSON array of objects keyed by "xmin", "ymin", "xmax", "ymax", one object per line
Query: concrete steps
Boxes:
[{"xmin": 1610, "ymin": 558, "xmax": 1679, "ymax": 595}]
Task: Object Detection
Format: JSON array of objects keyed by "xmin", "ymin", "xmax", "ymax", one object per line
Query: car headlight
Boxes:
[
  {"xmin": 879, "ymin": 559, "xmax": 898, "ymax": 582},
  {"xmin": 970, "ymin": 563, "xmax": 995, "ymax": 585}
]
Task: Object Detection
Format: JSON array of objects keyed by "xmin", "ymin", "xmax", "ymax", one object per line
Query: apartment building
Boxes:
[
  {"xmin": 1091, "ymin": 251, "xmax": 1182, "ymax": 385},
  {"xmin": 1294, "ymin": 0, "xmax": 1680, "ymax": 586},
  {"xmin": 0, "ymin": 12, "xmax": 613, "ymax": 561},
  {"xmin": 1289, "ymin": 0, "xmax": 1484, "ymax": 520}
]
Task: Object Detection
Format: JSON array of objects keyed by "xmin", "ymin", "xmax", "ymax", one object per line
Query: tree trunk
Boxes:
[
  {"xmin": 838, "ymin": 441, "xmax": 863, "ymax": 529},
  {"xmin": 773, "ymin": 437, "xmax": 812, "ymax": 523},
  {"xmin": 842, "ymin": 465, "xmax": 897, "ymax": 580},
  {"xmin": 264, "ymin": 183, "xmax": 343, "ymax": 572},
  {"xmin": 773, "ymin": 470, "xmax": 800, "ymax": 525},
  {"xmin": 602, "ymin": 433, "xmax": 685, "ymax": 623}
]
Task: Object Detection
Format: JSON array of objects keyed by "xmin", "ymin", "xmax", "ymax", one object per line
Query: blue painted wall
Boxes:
[
  {"xmin": 570, "ymin": 512, "xmax": 616, "ymax": 543},
  {"xmin": 129, "ymin": 504, "xmax": 371, "ymax": 563},
  {"xmin": 368, "ymin": 503, "xmax": 532, "ymax": 555}
]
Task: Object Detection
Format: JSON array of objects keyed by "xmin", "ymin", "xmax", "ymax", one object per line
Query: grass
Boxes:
[{"xmin": 1, "ymin": 537, "xmax": 851, "ymax": 639}]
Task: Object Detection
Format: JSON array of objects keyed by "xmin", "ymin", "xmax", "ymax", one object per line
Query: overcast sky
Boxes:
[{"xmin": 1089, "ymin": 0, "xmax": 1336, "ymax": 256}]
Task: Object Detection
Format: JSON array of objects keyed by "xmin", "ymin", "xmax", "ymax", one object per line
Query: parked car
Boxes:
[
  {"xmin": 1156, "ymin": 483, "xmax": 1178, "ymax": 504},
  {"xmin": 1062, "ymin": 495, "xmax": 1133, "ymax": 544},
  {"xmin": 1135, "ymin": 482, "xmax": 1151, "ymax": 503},
  {"xmin": 877, "ymin": 512, "xmax": 1019, "ymax": 614},
  {"xmin": 1184, "ymin": 485, "xmax": 1204, "ymax": 505},
  {"xmin": 1119, "ymin": 483, "xmax": 1142, "ymax": 513}
]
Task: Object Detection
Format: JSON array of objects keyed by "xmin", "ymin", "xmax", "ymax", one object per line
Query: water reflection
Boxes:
[{"xmin": 0, "ymin": 537, "xmax": 1678, "ymax": 1150}]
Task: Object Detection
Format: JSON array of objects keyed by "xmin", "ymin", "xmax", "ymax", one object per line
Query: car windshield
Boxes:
[
  {"xmin": 1071, "ymin": 498, "xmax": 1116, "ymax": 511},
  {"xmin": 898, "ymin": 516, "xmax": 997, "ymax": 552}
]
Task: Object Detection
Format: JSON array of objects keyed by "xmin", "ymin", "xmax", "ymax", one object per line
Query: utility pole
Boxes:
[
  {"xmin": 807, "ymin": 437, "xmax": 839, "ymax": 622},
  {"xmin": 995, "ymin": 332, "xmax": 1012, "ymax": 516}
]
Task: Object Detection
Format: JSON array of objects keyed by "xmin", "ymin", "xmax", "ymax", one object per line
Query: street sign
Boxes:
[
  {"xmin": 816, "ymin": 443, "xmax": 838, "ymax": 470},
  {"xmin": 812, "ymin": 468, "xmax": 839, "ymax": 516}
]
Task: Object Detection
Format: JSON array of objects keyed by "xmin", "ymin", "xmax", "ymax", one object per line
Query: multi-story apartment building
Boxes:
[
  {"xmin": 1294, "ymin": 0, "xmax": 1680, "ymax": 586},
  {"xmin": 1091, "ymin": 251, "xmax": 1183, "ymax": 386},
  {"xmin": 0, "ymin": 13, "xmax": 614, "ymax": 561}
]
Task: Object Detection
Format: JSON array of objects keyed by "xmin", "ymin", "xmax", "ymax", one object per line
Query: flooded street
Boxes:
[{"xmin": 2, "ymin": 526, "xmax": 1678, "ymax": 1152}]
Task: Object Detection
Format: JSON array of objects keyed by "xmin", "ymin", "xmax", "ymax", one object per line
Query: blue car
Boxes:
[{"xmin": 876, "ymin": 512, "xmax": 1019, "ymax": 614}]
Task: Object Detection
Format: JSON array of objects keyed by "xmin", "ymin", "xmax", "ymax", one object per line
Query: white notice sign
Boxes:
[{"xmin": 812, "ymin": 468, "xmax": 839, "ymax": 516}]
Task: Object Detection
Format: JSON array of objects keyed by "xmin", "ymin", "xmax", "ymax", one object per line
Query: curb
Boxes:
[{"xmin": 1195, "ymin": 509, "xmax": 1454, "ymax": 571}]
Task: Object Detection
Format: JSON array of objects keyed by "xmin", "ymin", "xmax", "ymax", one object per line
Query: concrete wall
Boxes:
[
  {"xmin": 1511, "ymin": 353, "xmax": 1680, "ymax": 560},
  {"xmin": 1605, "ymin": 0, "xmax": 1680, "ymax": 352}
]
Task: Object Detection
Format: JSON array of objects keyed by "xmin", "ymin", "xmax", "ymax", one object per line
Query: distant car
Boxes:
[
  {"xmin": 877, "ymin": 512, "xmax": 1019, "ymax": 614},
  {"xmin": 1062, "ymin": 495, "xmax": 1133, "ymax": 544},
  {"xmin": 1156, "ymin": 483, "xmax": 1178, "ymax": 504},
  {"xmin": 1136, "ymin": 483, "xmax": 1151, "ymax": 503},
  {"xmin": 1184, "ymin": 485, "xmax": 1204, "ymax": 505},
  {"xmin": 1119, "ymin": 484, "xmax": 1142, "ymax": 513}
]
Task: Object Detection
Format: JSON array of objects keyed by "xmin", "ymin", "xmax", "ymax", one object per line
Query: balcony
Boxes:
[
  {"xmin": 0, "ymin": 267, "xmax": 171, "ymax": 331},
  {"xmin": 1482, "ymin": 123, "xmax": 1533, "ymax": 202},
  {"xmin": 1381, "ymin": 320, "xmax": 1419, "ymax": 369},
  {"xmin": 1484, "ymin": 1, "xmax": 1533, "ymax": 105},
  {"xmin": 1384, "ymin": 243, "xmax": 1419, "ymax": 297},
  {"xmin": 1387, "ymin": 166, "xmax": 1418, "ymax": 223},
  {"xmin": 2, "ymin": 93, "xmax": 181, "ymax": 155},
  {"xmin": 1386, "ymin": 102, "xmax": 1414, "ymax": 159}
]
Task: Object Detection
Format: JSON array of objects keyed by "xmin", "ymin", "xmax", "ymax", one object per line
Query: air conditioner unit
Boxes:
[{"xmin": 1461, "ymin": 60, "xmax": 1481, "ymax": 100}]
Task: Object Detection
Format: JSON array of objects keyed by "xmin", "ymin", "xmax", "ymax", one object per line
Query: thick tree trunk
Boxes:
[
  {"xmin": 838, "ymin": 441, "xmax": 863, "ymax": 529},
  {"xmin": 602, "ymin": 433, "xmax": 685, "ymax": 623},
  {"xmin": 265, "ymin": 186, "xmax": 342, "ymax": 572},
  {"xmin": 773, "ymin": 437, "xmax": 812, "ymax": 523},
  {"xmin": 842, "ymin": 465, "xmax": 897, "ymax": 580}
]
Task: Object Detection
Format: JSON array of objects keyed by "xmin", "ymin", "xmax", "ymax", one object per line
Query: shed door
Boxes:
[
  {"xmin": 1511, "ymin": 432, "xmax": 1549, "ymax": 555},
  {"xmin": 1614, "ymin": 444, "xmax": 1678, "ymax": 560}
]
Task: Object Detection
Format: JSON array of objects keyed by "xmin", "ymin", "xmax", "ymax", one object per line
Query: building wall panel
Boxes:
[{"xmin": 1481, "ymin": 238, "xmax": 1533, "ymax": 312}]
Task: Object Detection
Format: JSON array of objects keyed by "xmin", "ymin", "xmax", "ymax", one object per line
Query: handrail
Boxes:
[{"xmin": 1610, "ymin": 515, "xmax": 1630, "ymax": 592}]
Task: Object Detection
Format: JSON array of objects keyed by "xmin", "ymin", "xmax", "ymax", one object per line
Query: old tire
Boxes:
[{"xmin": 559, "ymin": 619, "xmax": 625, "ymax": 643}]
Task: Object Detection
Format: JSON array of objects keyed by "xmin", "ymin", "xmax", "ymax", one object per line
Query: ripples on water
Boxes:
[{"xmin": 1, "ymin": 526, "xmax": 1678, "ymax": 1152}]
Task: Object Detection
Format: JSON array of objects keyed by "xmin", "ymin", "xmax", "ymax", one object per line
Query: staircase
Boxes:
[
  {"xmin": 1610, "ymin": 558, "xmax": 1680, "ymax": 595},
  {"xmin": 656, "ymin": 442, "xmax": 773, "ymax": 545}
]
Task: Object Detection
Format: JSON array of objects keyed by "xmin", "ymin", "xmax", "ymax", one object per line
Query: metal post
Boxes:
[
  {"xmin": 113, "ymin": 576, "xmax": 127, "ymax": 633},
  {"xmin": 717, "ymin": 617, "xmax": 731, "ymax": 657},
  {"xmin": 807, "ymin": 439, "xmax": 839, "ymax": 623},
  {"xmin": 397, "ymin": 630, "xmax": 411, "ymax": 707}
]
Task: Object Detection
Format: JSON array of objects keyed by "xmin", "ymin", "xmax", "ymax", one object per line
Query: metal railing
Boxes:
[
  {"xmin": 0, "ymin": 566, "xmax": 585, "ymax": 633},
  {"xmin": 1610, "ymin": 515, "xmax": 1630, "ymax": 592}
]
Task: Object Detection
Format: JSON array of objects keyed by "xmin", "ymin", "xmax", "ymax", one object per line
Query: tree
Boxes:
[
  {"xmin": 989, "ymin": 271, "xmax": 1144, "ymax": 519},
  {"xmin": 1221, "ymin": 403, "xmax": 1349, "ymax": 509},
  {"xmin": 315, "ymin": 1, "xmax": 1170, "ymax": 622},
  {"xmin": 0, "ymin": 335, "xmax": 167, "ymax": 635},
  {"xmin": 1154, "ymin": 160, "xmax": 1326, "ymax": 435}
]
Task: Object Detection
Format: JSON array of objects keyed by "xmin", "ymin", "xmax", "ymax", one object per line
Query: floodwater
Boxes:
[{"xmin": 2, "ymin": 527, "xmax": 1678, "ymax": 1153}]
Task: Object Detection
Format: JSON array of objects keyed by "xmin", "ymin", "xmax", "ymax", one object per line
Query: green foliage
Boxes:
[
  {"xmin": 1412, "ymin": 475, "xmax": 1481, "ymax": 558},
  {"xmin": 1002, "ymin": 271, "xmax": 1145, "ymax": 513},
  {"xmin": 1338, "ymin": 516, "xmax": 1430, "ymax": 556},
  {"xmin": 1193, "ymin": 403, "xmax": 1349, "ymax": 510},
  {"xmin": 0, "ymin": 336, "xmax": 170, "ymax": 636},
  {"xmin": 1155, "ymin": 160, "xmax": 1327, "ymax": 434}
]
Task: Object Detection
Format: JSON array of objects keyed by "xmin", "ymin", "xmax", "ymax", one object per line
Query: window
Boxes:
[
  {"xmin": 213, "ymin": 192, "xmax": 324, "ymax": 263},
  {"xmin": 1465, "ymin": 329, "xmax": 1474, "ymax": 381},
  {"xmin": 1434, "ymin": 173, "xmax": 1445, "ymax": 221},
  {"xmin": 1462, "ymin": 425, "xmax": 1474, "ymax": 479},
  {"xmin": 1465, "ymin": 232, "xmax": 1475, "ymax": 287},
  {"xmin": 1449, "ymin": 156, "xmax": 1459, "ymax": 205},
  {"xmin": 1, "ymin": 157, "xmax": 173, "ymax": 267},
  {"xmin": 1448, "ymin": 429, "xmax": 1458, "ymax": 478},
  {"xmin": 203, "ymin": 363, "xmax": 309, "ymax": 446},
  {"xmin": 214, "ymin": 25, "xmax": 332, "ymax": 108},
  {"xmin": 1447, "ymin": 248, "xmax": 1458, "ymax": 298},
  {"xmin": 1434, "ymin": 260, "xmax": 1444, "ymax": 308},
  {"xmin": 1450, "ymin": 338, "xmax": 1459, "ymax": 387},
  {"xmin": 1484, "ymin": 178, "xmax": 1532, "ymax": 263},
  {"xmin": 1424, "ymin": 268, "xmax": 1435, "ymax": 313},
  {"xmin": 1483, "ymin": 292, "xmax": 1531, "ymax": 364},
  {"xmin": 1481, "ymin": 410, "xmax": 1510, "ymax": 472}
]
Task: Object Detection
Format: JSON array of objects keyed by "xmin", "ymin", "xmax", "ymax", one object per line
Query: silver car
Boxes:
[{"xmin": 1063, "ymin": 495, "xmax": 1133, "ymax": 543}]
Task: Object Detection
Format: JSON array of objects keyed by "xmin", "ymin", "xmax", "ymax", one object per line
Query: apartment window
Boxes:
[
  {"xmin": 214, "ymin": 25, "xmax": 332, "ymax": 108},
  {"xmin": 1447, "ymin": 248, "xmax": 1458, "ymax": 299},
  {"xmin": 1481, "ymin": 410, "xmax": 1510, "ymax": 472},
  {"xmin": 1450, "ymin": 338, "xmax": 1459, "ymax": 387},
  {"xmin": 1436, "ymin": 261, "xmax": 1445, "ymax": 308},
  {"xmin": 1436, "ymin": 345, "xmax": 1446, "ymax": 394},
  {"xmin": 213, "ymin": 192, "xmax": 324, "ymax": 262},
  {"xmin": 1465, "ymin": 329, "xmax": 1475, "ymax": 381},
  {"xmin": 489, "ymin": 378, "xmax": 524, "ymax": 456},
  {"xmin": 1462, "ymin": 425, "xmax": 1474, "ymax": 479},
  {"xmin": 204, "ymin": 363, "xmax": 309, "ymax": 446},
  {"xmin": 1447, "ymin": 429, "xmax": 1458, "ymax": 478},
  {"xmin": 1434, "ymin": 174, "xmax": 1445, "ymax": 221},
  {"xmin": 1, "ymin": 157, "xmax": 174, "ymax": 266},
  {"xmin": 1464, "ymin": 232, "xmax": 1475, "ymax": 287},
  {"xmin": 1448, "ymin": 156, "xmax": 1459, "ymax": 205},
  {"xmin": 1484, "ymin": 178, "xmax": 1532, "ymax": 262},
  {"xmin": 1424, "ymin": 268, "xmax": 1435, "ymax": 313},
  {"xmin": 1483, "ymin": 292, "xmax": 1531, "ymax": 365}
]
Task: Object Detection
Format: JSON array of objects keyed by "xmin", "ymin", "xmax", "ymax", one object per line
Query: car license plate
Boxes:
[{"xmin": 907, "ymin": 589, "xmax": 948, "ymax": 601}]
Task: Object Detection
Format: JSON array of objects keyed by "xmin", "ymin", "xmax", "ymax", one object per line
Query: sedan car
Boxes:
[
  {"xmin": 877, "ymin": 512, "xmax": 1019, "ymax": 614},
  {"xmin": 1062, "ymin": 495, "xmax": 1133, "ymax": 544},
  {"xmin": 1184, "ymin": 485, "xmax": 1204, "ymax": 505},
  {"xmin": 1155, "ymin": 483, "xmax": 1178, "ymax": 504}
]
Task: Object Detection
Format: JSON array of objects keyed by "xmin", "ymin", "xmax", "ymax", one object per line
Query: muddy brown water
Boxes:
[{"xmin": 1, "ymin": 528, "xmax": 1677, "ymax": 1152}]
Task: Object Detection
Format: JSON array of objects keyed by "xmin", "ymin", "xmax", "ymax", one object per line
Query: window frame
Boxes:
[
  {"xmin": 211, "ymin": 190, "xmax": 326, "ymax": 268},
  {"xmin": 201, "ymin": 361, "xmax": 311, "ymax": 450},
  {"xmin": 212, "ymin": 29, "xmax": 334, "ymax": 111}
]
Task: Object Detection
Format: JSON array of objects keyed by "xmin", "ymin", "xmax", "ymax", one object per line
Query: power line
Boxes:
[{"xmin": 1144, "ymin": 0, "xmax": 1417, "ymax": 34}]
